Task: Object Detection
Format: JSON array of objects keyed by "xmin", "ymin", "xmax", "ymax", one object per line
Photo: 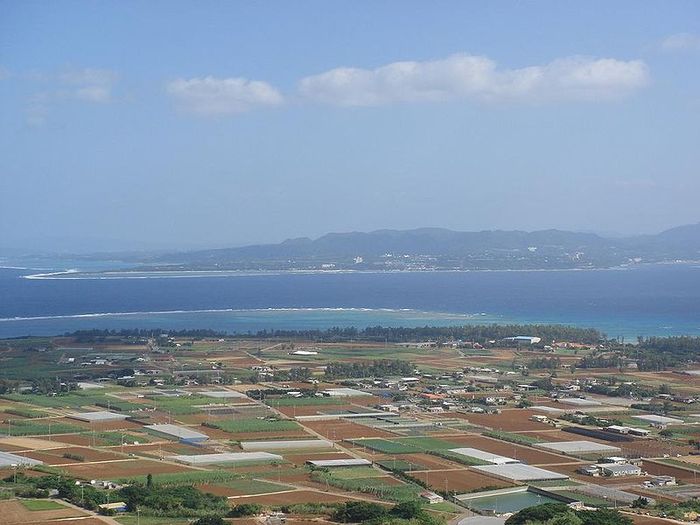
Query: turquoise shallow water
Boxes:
[
  {"xmin": 0, "ymin": 263, "xmax": 699, "ymax": 338},
  {"xmin": 466, "ymin": 491, "xmax": 561, "ymax": 513}
]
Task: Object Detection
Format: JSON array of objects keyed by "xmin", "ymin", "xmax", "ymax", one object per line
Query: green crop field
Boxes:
[
  {"xmin": 20, "ymin": 499, "xmax": 67, "ymax": 511},
  {"xmin": 214, "ymin": 478, "xmax": 289, "ymax": 494},
  {"xmin": 1, "ymin": 392, "xmax": 118, "ymax": 409},
  {"xmin": 119, "ymin": 469, "xmax": 243, "ymax": 485},
  {"xmin": 145, "ymin": 395, "xmax": 230, "ymax": 415},
  {"xmin": 483, "ymin": 430, "xmax": 544, "ymax": 445},
  {"xmin": 312, "ymin": 471, "xmax": 421, "ymax": 502},
  {"xmin": 6, "ymin": 420, "xmax": 84, "ymax": 436},
  {"xmin": 347, "ymin": 438, "xmax": 417, "ymax": 454},
  {"xmin": 393, "ymin": 436, "xmax": 461, "ymax": 450},
  {"xmin": 376, "ymin": 459, "xmax": 425, "ymax": 472},
  {"xmin": 326, "ymin": 466, "xmax": 387, "ymax": 480},
  {"xmin": 3, "ymin": 408, "xmax": 46, "ymax": 418},
  {"xmin": 348, "ymin": 436, "xmax": 460, "ymax": 454}
]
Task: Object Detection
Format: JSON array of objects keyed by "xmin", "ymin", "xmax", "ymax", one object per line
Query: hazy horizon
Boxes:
[{"xmin": 2, "ymin": 1, "xmax": 699, "ymax": 253}]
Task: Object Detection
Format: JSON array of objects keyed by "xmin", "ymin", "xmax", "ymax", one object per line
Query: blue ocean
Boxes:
[{"xmin": 0, "ymin": 263, "xmax": 699, "ymax": 339}]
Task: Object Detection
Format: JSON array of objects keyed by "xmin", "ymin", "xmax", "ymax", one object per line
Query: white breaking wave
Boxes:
[{"xmin": 0, "ymin": 307, "xmax": 485, "ymax": 323}]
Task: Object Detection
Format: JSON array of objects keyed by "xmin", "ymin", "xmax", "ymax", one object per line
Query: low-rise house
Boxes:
[{"xmin": 420, "ymin": 491, "xmax": 444, "ymax": 504}]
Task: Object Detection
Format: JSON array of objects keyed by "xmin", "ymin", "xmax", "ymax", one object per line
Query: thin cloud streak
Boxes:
[
  {"xmin": 166, "ymin": 76, "xmax": 284, "ymax": 116},
  {"xmin": 661, "ymin": 33, "xmax": 700, "ymax": 52}
]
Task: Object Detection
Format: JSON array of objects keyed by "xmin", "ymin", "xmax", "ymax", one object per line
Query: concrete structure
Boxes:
[
  {"xmin": 646, "ymin": 476, "xmax": 676, "ymax": 486},
  {"xmin": 322, "ymin": 387, "xmax": 371, "ymax": 397},
  {"xmin": 534, "ymin": 440, "xmax": 621, "ymax": 455},
  {"xmin": 600, "ymin": 463, "xmax": 642, "ymax": 477},
  {"xmin": 578, "ymin": 465, "xmax": 600, "ymax": 477},
  {"xmin": 531, "ymin": 405, "xmax": 565, "ymax": 414},
  {"xmin": 633, "ymin": 414, "xmax": 684, "ymax": 426},
  {"xmin": 558, "ymin": 398, "xmax": 601, "ymax": 407},
  {"xmin": 0, "ymin": 451, "xmax": 43, "ymax": 467},
  {"xmin": 472, "ymin": 464, "xmax": 569, "ymax": 482},
  {"xmin": 172, "ymin": 452, "xmax": 282, "ymax": 465},
  {"xmin": 99, "ymin": 502, "xmax": 127, "ymax": 512},
  {"xmin": 67, "ymin": 411, "xmax": 129, "ymax": 422},
  {"xmin": 421, "ymin": 491, "xmax": 444, "ymax": 504},
  {"xmin": 199, "ymin": 390, "xmax": 247, "ymax": 399},
  {"xmin": 450, "ymin": 447, "xmax": 519, "ymax": 465},
  {"xmin": 504, "ymin": 336, "xmax": 542, "ymax": 344},
  {"xmin": 240, "ymin": 439, "xmax": 333, "ymax": 451},
  {"xmin": 307, "ymin": 459, "xmax": 372, "ymax": 468},
  {"xmin": 144, "ymin": 423, "xmax": 209, "ymax": 443}
]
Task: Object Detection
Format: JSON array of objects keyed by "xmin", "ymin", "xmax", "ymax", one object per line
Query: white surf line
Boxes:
[{"xmin": 0, "ymin": 307, "xmax": 482, "ymax": 323}]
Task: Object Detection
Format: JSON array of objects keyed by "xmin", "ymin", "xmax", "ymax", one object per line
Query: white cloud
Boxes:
[
  {"xmin": 661, "ymin": 33, "xmax": 700, "ymax": 52},
  {"xmin": 166, "ymin": 76, "xmax": 283, "ymax": 116},
  {"xmin": 298, "ymin": 54, "xmax": 649, "ymax": 107}
]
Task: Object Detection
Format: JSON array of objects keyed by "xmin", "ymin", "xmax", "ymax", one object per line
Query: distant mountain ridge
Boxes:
[{"xmin": 146, "ymin": 223, "xmax": 700, "ymax": 271}]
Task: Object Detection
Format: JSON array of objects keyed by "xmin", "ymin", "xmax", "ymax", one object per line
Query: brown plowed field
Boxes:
[
  {"xmin": 451, "ymin": 410, "xmax": 555, "ymax": 431},
  {"xmin": 23, "ymin": 446, "xmax": 126, "ymax": 464},
  {"xmin": 407, "ymin": 468, "xmax": 514, "ymax": 493},
  {"xmin": 62, "ymin": 458, "xmax": 195, "ymax": 479},
  {"xmin": 50, "ymin": 434, "xmax": 96, "ymax": 446},
  {"xmin": 302, "ymin": 420, "xmax": 396, "ymax": 439},
  {"xmin": 642, "ymin": 460, "xmax": 699, "ymax": 482}
]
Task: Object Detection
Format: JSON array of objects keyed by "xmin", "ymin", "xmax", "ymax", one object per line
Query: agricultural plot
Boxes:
[
  {"xmin": 445, "ymin": 435, "xmax": 577, "ymax": 465},
  {"xmin": 301, "ymin": 420, "xmax": 397, "ymax": 439},
  {"xmin": 62, "ymin": 458, "xmax": 196, "ymax": 480},
  {"xmin": 0, "ymin": 499, "xmax": 89, "ymax": 524},
  {"xmin": 266, "ymin": 397, "xmax": 346, "ymax": 407},
  {"xmin": 347, "ymin": 436, "xmax": 460, "ymax": 454},
  {"xmin": 228, "ymin": 489, "xmax": 360, "ymax": 505},
  {"xmin": 449, "ymin": 409, "xmax": 554, "ymax": 431},
  {"xmin": 408, "ymin": 469, "xmax": 514, "ymax": 493},
  {"xmin": 4, "ymin": 420, "xmax": 84, "ymax": 437},
  {"xmin": 144, "ymin": 395, "xmax": 233, "ymax": 415},
  {"xmin": 204, "ymin": 418, "xmax": 300, "ymax": 433},
  {"xmin": 312, "ymin": 470, "xmax": 422, "ymax": 502},
  {"xmin": 197, "ymin": 478, "xmax": 290, "ymax": 497}
]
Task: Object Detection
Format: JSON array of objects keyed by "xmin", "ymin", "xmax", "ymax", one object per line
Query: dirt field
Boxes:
[
  {"xmin": 22, "ymin": 446, "xmax": 127, "ymax": 465},
  {"xmin": 61, "ymin": 458, "xmax": 195, "ymax": 479},
  {"xmin": 408, "ymin": 468, "xmax": 514, "ymax": 493},
  {"xmin": 0, "ymin": 437, "xmax": 66, "ymax": 451},
  {"xmin": 619, "ymin": 439, "xmax": 692, "ymax": 458},
  {"xmin": 449, "ymin": 409, "xmax": 556, "ymax": 431},
  {"xmin": 301, "ymin": 420, "xmax": 396, "ymax": 440},
  {"xmin": 643, "ymin": 460, "xmax": 700, "ymax": 482},
  {"xmin": 49, "ymin": 434, "xmax": 98, "ymax": 446},
  {"xmin": 445, "ymin": 435, "xmax": 579, "ymax": 465},
  {"xmin": 0, "ymin": 499, "xmax": 88, "ymax": 524}
]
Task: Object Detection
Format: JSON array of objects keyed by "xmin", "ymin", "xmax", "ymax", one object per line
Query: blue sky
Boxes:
[{"xmin": 1, "ymin": 1, "xmax": 699, "ymax": 252}]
